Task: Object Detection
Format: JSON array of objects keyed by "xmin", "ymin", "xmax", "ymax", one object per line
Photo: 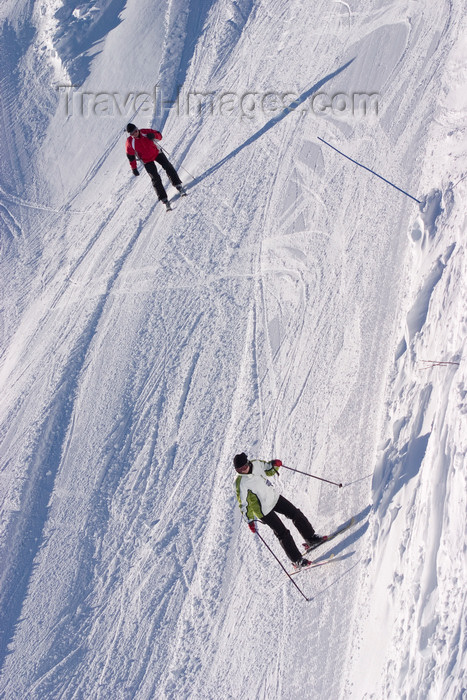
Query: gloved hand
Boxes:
[
  {"xmin": 248, "ymin": 521, "xmax": 256, "ymax": 533},
  {"xmin": 133, "ymin": 169, "xmax": 140, "ymax": 176},
  {"xmin": 271, "ymin": 459, "xmax": 282, "ymax": 467}
]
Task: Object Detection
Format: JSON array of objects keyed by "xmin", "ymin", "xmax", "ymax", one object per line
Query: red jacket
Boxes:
[{"xmin": 126, "ymin": 128, "xmax": 162, "ymax": 170}]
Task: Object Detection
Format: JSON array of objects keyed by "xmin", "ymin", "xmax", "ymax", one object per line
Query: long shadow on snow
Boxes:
[
  {"xmin": 304, "ymin": 508, "xmax": 370, "ymax": 600},
  {"xmin": 312, "ymin": 505, "xmax": 371, "ymax": 563},
  {"xmin": 187, "ymin": 58, "xmax": 355, "ymax": 188}
]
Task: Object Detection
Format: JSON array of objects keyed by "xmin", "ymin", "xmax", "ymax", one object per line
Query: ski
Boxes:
[
  {"xmin": 172, "ymin": 188, "xmax": 188, "ymax": 205},
  {"xmin": 289, "ymin": 553, "xmax": 336, "ymax": 576},
  {"xmin": 303, "ymin": 516, "xmax": 356, "ymax": 555}
]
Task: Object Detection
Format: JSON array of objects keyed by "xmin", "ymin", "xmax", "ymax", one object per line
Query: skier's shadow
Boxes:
[
  {"xmin": 304, "ymin": 506, "xmax": 371, "ymax": 601},
  {"xmin": 190, "ymin": 58, "xmax": 355, "ymax": 187},
  {"xmin": 314, "ymin": 504, "xmax": 371, "ymax": 563}
]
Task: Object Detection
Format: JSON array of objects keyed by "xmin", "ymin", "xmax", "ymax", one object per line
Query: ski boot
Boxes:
[
  {"xmin": 293, "ymin": 557, "xmax": 312, "ymax": 570},
  {"xmin": 303, "ymin": 535, "xmax": 327, "ymax": 553}
]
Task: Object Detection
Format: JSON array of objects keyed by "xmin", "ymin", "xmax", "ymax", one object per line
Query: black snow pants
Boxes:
[
  {"xmin": 260, "ymin": 495, "xmax": 316, "ymax": 563},
  {"xmin": 144, "ymin": 152, "xmax": 182, "ymax": 201}
]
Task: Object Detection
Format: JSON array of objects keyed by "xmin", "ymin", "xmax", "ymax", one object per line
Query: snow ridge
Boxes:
[{"xmin": 347, "ymin": 15, "xmax": 467, "ymax": 694}]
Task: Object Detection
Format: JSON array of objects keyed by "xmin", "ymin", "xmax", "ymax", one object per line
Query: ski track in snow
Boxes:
[{"xmin": 0, "ymin": 0, "xmax": 466, "ymax": 698}]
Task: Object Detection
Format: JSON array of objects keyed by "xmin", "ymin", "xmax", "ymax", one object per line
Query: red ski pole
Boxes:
[
  {"xmin": 255, "ymin": 529, "xmax": 310, "ymax": 601},
  {"xmin": 282, "ymin": 464, "xmax": 343, "ymax": 488}
]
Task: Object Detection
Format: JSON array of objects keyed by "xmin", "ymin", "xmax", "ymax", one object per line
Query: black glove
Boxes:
[{"xmin": 133, "ymin": 170, "xmax": 140, "ymax": 176}]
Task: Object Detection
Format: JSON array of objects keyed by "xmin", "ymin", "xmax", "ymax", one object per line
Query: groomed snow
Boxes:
[{"xmin": 0, "ymin": 1, "xmax": 465, "ymax": 698}]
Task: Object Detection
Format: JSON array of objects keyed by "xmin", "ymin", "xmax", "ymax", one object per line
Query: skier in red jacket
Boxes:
[{"xmin": 125, "ymin": 123, "xmax": 186, "ymax": 210}]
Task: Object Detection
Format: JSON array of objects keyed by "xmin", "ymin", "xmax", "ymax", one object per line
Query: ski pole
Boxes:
[
  {"xmin": 255, "ymin": 529, "xmax": 310, "ymax": 602},
  {"xmin": 282, "ymin": 464, "xmax": 343, "ymax": 488},
  {"xmin": 159, "ymin": 145, "xmax": 196, "ymax": 181}
]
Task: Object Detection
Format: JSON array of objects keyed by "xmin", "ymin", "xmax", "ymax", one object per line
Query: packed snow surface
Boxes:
[{"xmin": 0, "ymin": 1, "xmax": 465, "ymax": 698}]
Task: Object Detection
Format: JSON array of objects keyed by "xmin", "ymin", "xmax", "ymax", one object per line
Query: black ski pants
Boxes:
[
  {"xmin": 144, "ymin": 152, "xmax": 182, "ymax": 201},
  {"xmin": 260, "ymin": 495, "xmax": 316, "ymax": 563}
]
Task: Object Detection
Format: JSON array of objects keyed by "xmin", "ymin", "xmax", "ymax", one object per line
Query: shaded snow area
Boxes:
[{"xmin": 0, "ymin": 1, "xmax": 465, "ymax": 699}]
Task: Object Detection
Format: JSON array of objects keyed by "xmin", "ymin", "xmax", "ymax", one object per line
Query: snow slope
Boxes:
[
  {"xmin": 348, "ymin": 19, "xmax": 467, "ymax": 698},
  {"xmin": 0, "ymin": 1, "xmax": 465, "ymax": 698}
]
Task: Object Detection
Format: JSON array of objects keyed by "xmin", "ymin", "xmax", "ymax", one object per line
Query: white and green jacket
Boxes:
[{"xmin": 235, "ymin": 459, "xmax": 280, "ymax": 522}]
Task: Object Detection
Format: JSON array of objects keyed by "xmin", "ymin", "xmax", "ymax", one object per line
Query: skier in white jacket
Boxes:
[{"xmin": 234, "ymin": 452, "xmax": 324, "ymax": 569}]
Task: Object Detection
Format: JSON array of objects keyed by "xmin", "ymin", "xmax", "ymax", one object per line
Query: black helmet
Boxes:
[
  {"xmin": 126, "ymin": 123, "xmax": 137, "ymax": 133},
  {"xmin": 233, "ymin": 453, "xmax": 248, "ymax": 469}
]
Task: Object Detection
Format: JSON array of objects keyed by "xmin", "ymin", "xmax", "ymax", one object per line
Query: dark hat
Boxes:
[
  {"xmin": 233, "ymin": 453, "xmax": 248, "ymax": 469},
  {"xmin": 126, "ymin": 123, "xmax": 137, "ymax": 133}
]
